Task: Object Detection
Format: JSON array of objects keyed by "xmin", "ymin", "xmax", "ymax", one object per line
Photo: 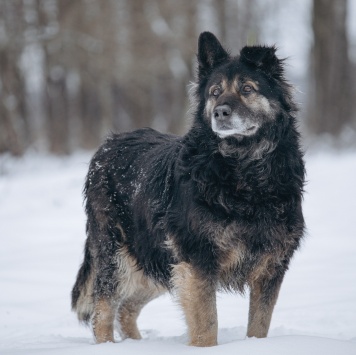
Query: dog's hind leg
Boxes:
[
  {"xmin": 72, "ymin": 246, "xmax": 119, "ymax": 343},
  {"xmin": 92, "ymin": 297, "xmax": 117, "ymax": 343},
  {"xmin": 172, "ymin": 262, "xmax": 218, "ymax": 347},
  {"xmin": 247, "ymin": 274, "xmax": 283, "ymax": 338},
  {"xmin": 114, "ymin": 251, "xmax": 167, "ymax": 340},
  {"xmin": 116, "ymin": 296, "xmax": 143, "ymax": 340},
  {"xmin": 116, "ymin": 289, "xmax": 161, "ymax": 340},
  {"xmin": 89, "ymin": 232, "xmax": 122, "ymax": 343},
  {"xmin": 91, "ymin": 247, "xmax": 123, "ymax": 343}
]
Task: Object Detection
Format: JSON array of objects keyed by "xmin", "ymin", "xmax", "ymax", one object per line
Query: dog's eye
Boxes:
[
  {"xmin": 242, "ymin": 84, "xmax": 253, "ymax": 94},
  {"xmin": 212, "ymin": 88, "xmax": 221, "ymax": 97}
]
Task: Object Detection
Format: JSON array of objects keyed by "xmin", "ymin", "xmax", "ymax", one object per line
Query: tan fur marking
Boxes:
[
  {"xmin": 220, "ymin": 247, "xmax": 245, "ymax": 272},
  {"xmin": 249, "ymin": 254, "xmax": 274, "ymax": 283},
  {"xmin": 204, "ymin": 98, "xmax": 215, "ymax": 118},
  {"xmin": 248, "ymin": 95, "xmax": 272, "ymax": 115},
  {"xmin": 230, "ymin": 77, "xmax": 241, "ymax": 94},
  {"xmin": 92, "ymin": 298, "xmax": 115, "ymax": 343},
  {"xmin": 248, "ymin": 251, "xmax": 283, "ymax": 284},
  {"xmin": 116, "ymin": 222, "xmax": 127, "ymax": 241},
  {"xmin": 221, "ymin": 78, "xmax": 228, "ymax": 91},
  {"xmin": 172, "ymin": 262, "xmax": 218, "ymax": 347},
  {"xmin": 218, "ymin": 247, "xmax": 246, "ymax": 291},
  {"xmin": 164, "ymin": 234, "xmax": 180, "ymax": 261},
  {"xmin": 237, "ymin": 91, "xmax": 273, "ymax": 117}
]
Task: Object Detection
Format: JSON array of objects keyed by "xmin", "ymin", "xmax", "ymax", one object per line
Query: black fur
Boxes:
[{"xmin": 72, "ymin": 31, "xmax": 305, "ymax": 341}]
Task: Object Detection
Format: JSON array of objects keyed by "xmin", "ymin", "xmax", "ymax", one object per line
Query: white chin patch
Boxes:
[
  {"xmin": 211, "ymin": 115, "xmax": 257, "ymax": 138},
  {"xmin": 213, "ymin": 128, "xmax": 243, "ymax": 138}
]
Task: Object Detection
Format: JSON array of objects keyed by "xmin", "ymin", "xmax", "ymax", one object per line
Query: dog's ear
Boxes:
[
  {"xmin": 198, "ymin": 32, "xmax": 229, "ymax": 79},
  {"xmin": 239, "ymin": 45, "xmax": 283, "ymax": 79}
]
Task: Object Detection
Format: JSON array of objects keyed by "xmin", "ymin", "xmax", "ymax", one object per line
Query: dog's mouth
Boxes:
[{"xmin": 211, "ymin": 115, "xmax": 258, "ymax": 138}]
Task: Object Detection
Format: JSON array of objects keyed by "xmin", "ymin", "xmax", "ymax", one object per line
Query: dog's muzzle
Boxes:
[{"xmin": 212, "ymin": 105, "xmax": 258, "ymax": 138}]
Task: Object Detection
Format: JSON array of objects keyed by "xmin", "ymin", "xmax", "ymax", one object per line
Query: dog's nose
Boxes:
[{"xmin": 213, "ymin": 105, "xmax": 232, "ymax": 121}]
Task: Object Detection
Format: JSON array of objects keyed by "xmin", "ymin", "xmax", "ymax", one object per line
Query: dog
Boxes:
[{"xmin": 71, "ymin": 31, "xmax": 305, "ymax": 347}]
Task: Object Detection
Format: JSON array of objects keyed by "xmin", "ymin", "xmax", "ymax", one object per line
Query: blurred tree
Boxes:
[
  {"xmin": 308, "ymin": 0, "xmax": 355, "ymax": 136},
  {"xmin": 39, "ymin": 0, "xmax": 70, "ymax": 154},
  {"xmin": 216, "ymin": 0, "xmax": 227, "ymax": 44},
  {"xmin": 0, "ymin": 1, "xmax": 27, "ymax": 155}
]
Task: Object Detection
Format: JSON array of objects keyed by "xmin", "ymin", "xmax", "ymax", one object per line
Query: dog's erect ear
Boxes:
[
  {"xmin": 198, "ymin": 32, "xmax": 229, "ymax": 79},
  {"xmin": 239, "ymin": 45, "xmax": 283, "ymax": 79}
]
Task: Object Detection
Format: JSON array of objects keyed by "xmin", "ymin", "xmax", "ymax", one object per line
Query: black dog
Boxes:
[{"xmin": 72, "ymin": 32, "xmax": 305, "ymax": 347}]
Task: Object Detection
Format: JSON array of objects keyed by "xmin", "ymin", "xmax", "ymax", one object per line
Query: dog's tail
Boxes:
[{"xmin": 71, "ymin": 240, "xmax": 94, "ymax": 324}]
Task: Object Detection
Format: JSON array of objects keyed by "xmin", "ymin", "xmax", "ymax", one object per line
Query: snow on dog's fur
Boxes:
[{"xmin": 72, "ymin": 32, "xmax": 305, "ymax": 347}]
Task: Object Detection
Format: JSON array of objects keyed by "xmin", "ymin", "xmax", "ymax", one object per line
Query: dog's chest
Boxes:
[
  {"xmin": 217, "ymin": 241, "xmax": 283, "ymax": 291},
  {"xmin": 214, "ymin": 220, "xmax": 287, "ymax": 291}
]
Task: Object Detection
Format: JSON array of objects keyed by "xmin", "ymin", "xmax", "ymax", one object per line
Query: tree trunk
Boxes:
[
  {"xmin": 216, "ymin": 0, "xmax": 227, "ymax": 45},
  {"xmin": 45, "ymin": 65, "xmax": 70, "ymax": 154},
  {"xmin": 0, "ymin": 1, "xmax": 27, "ymax": 155},
  {"xmin": 308, "ymin": 0, "xmax": 353, "ymax": 135}
]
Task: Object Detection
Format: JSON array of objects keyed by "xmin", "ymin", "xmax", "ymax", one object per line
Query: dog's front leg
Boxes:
[
  {"xmin": 247, "ymin": 275, "xmax": 283, "ymax": 338},
  {"xmin": 172, "ymin": 262, "xmax": 218, "ymax": 347}
]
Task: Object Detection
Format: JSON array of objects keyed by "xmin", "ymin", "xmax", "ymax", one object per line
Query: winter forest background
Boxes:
[
  {"xmin": 1, "ymin": 1, "xmax": 356, "ymax": 354},
  {"xmin": 1, "ymin": 0, "xmax": 356, "ymax": 156}
]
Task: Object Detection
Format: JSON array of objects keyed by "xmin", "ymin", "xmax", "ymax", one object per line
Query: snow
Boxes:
[{"xmin": 0, "ymin": 150, "xmax": 356, "ymax": 354}]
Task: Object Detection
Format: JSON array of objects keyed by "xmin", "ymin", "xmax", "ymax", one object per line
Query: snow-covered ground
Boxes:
[{"xmin": 0, "ymin": 149, "xmax": 356, "ymax": 355}]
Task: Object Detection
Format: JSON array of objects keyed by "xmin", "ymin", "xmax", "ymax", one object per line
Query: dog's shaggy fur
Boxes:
[{"xmin": 72, "ymin": 32, "xmax": 305, "ymax": 346}]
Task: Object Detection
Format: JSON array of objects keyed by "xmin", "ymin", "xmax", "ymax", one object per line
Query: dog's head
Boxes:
[{"xmin": 195, "ymin": 32, "xmax": 296, "ymax": 141}]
